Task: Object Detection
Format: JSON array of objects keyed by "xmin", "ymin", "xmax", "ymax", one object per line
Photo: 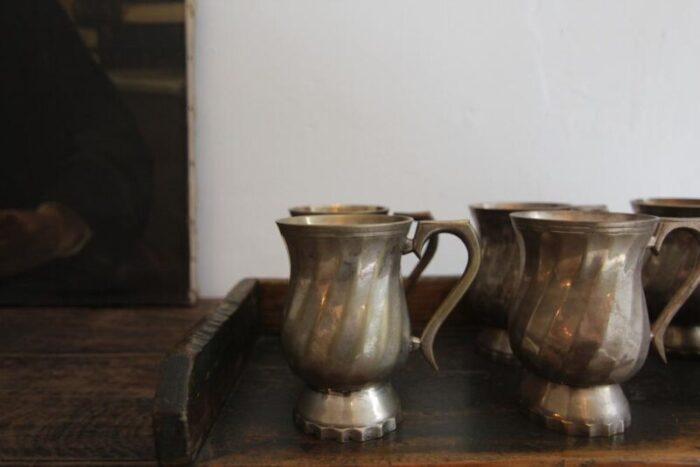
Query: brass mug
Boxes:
[
  {"xmin": 509, "ymin": 210, "xmax": 700, "ymax": 437},
  {"xmin": 632, "ymin": 198, "xmax": 700, "ymax": 356},
  {"xmin": 277, "ymin": 214, "xmax": 481, "ymax": 441},
  {"xmin": 466, "ymin": 202, "xmax": 608, "ymax": 364},
  {"xmin": 464, "ymin": 202, "xmax": 571, "ymax": 364},
  {"xmin": 288, "ymin": 204, "xmax": 437, "ymax": 292}
]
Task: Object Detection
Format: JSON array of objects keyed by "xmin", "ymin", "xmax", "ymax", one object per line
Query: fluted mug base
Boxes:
[
  {"xmin": 293, "ymin": 383, "xmax": 401, "ymax": 442},
  {"xmin": 664, "ymin": 324, "xmax": 700, "ymax": 357},
  {"xmin": 521, "ymin": 372, "xmax": 630, "ymax": 437},
  {"xmin": 476, "ymin": 327, "xmax": 520, "ymax": 365}
]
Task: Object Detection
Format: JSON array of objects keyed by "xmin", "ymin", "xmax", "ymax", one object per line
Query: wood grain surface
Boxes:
[
  {"xmin": 196, "ymin": 330, "xmax": 700, "ymax": 466},
  {"xmin": 0, "ymin": 300, "xmax": 215, "ymax": 465},
  {"xmin": 154, "ymin": 279, "xmax": 260, "ymax": 466}
]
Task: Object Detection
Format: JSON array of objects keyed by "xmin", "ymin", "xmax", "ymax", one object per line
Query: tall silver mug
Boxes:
[
  {"xmin": 509, "ymin": 210, "xmax": 700, "ymax": 437},
  {"xmin": 277, "ymin": 214, "xmax": 481, "ymax": 441},
  {"xmin": 632, "ymin": 198, "xmax": 700, "ymax": 356}
]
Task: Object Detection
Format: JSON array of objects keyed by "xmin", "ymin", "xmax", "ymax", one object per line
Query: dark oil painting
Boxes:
[{"xmin": 0, "ymin": 0, "xmax": 192, "ymax": 304}]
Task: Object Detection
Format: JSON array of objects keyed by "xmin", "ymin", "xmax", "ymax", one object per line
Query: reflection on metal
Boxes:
[
  {"xmin": 288, "ymin": 204, "xmax": 390, "ymax": 216},
  {"xmin": 509, "ymin": 210, "xmax": 700, "ymax": 436},
  {"xmin": 465, "ymin": 202, "xmax": 569, "ymax": 364},
  {"xmin": 632, "ymin": 198, "xmax": 700, "ymax": 356},
  {"xmin": 277, "ymin": 214, "xmax": 480, "ymax": 441},
  {"xmin": 288, "ymin": 205, "xmax": 437, "ymax": 293}
]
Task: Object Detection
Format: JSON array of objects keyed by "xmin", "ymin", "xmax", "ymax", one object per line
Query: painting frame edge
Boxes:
[{"xmin": 186, "ymin": 0, "xmax": 198, "ymax": 304}]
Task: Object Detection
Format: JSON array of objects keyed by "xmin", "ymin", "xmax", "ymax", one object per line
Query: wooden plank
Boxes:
[
  {"xmin": 0, "ymin": 354, "xmax": 157, "ymax": 397},
  {"xmin": 0, "ymin": 355, "xmax": 160, "ymax": 461},
  {"xmin": 0, "ymin": 300, "xmax": 214, "ymax": 464},
  {"xmin": 153, "ymin": 279, "xmax": 260, "ymax": 466},
  {"xmin": 0, "ymin": 462, "xmax": 155, "ymax": 466},
  {"xmin": 0, "ymin": 301, "xmax": 215, "ymax": 354},
  {"xmin": 196, "ymin": 330, "xmax": 700, "ymax": 466}
]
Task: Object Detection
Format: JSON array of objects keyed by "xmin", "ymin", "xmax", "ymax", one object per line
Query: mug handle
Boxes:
[
  {"xmin": 402, "ymin": 219, "xmax": 481, "ymax": 370},
  {"xmin": 649, "ymin": 218, "xmax": 700, "ymax": 363},
  {"xmin": 394, "ymin": 211, "xmax": 438, "ymax": 292}
]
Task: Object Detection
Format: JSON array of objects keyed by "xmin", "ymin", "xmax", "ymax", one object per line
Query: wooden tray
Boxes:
[{"xmin": 153, "ymin": 278, "xmax": 700, "ymax": 466}]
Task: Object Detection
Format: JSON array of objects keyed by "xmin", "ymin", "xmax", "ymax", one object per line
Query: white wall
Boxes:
[{"xmin": 195, "ymin": 0, "xmax": 700, "ymax": 297}]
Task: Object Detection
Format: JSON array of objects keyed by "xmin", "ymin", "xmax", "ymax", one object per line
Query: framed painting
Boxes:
[{"xmin": 0, "ymin": 0, "xmax": 195, "ymax": 304}]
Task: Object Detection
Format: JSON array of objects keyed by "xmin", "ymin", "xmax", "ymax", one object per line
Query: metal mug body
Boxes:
[
  {"xmin": 279, "ymin": 217, "xmax": 412, "ymax": 391},
  {"xmin": 277, "ymin": 214, "xmax": 481, "ymax": 441},
  {"xmin": 632, "ymin": 198, "xmax": 700, "ymax": 355},
  {"xmin": 508, "ymin": 210, "xmax": 700, "ymax": 437},
  {"xmin": 288, "ymin": 204, "xmax": 436, "ymax": 292},
  {"xmin": 509, "ymin": 211, "xmax": 655, "ymax": 387},
  {"xmin": 465, "ymin": 202, "xmax": 570, "ymax": 363}
]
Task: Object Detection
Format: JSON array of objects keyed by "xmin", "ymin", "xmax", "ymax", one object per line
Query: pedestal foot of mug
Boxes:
[
  {"xmin": 664, "ymin": 325, "xmax": 700, "ymax": 357},
  {"xmin": 294, "ymin": 383, "xmax": 401, "ymax": 442},
  {"xmin": 475, "ymin": 327, "xmax": 519, "ymax": 365},
  {"xmin": 521, "ymin": 372, "xmax": 630, "ymax": 437}
]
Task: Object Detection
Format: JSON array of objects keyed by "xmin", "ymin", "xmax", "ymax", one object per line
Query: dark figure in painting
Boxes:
[{"xmin": 0, "ymin": 0, "xmax": 153, "ymax": 303}]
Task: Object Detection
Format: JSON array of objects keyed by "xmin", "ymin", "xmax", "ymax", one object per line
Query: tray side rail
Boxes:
[{"xmin": 153, "ymin": 278, "xmax": 260, "ymax": 466}]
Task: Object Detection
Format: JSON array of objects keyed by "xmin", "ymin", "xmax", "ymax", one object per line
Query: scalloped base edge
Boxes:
[
  {"xmin": 293, "ymin": 383, "xmax": 402, "ymax": 442},
  {"xmin": 294, "ymin": 413, "xmax": 399, "ymax": 442},
  {"xmin": 521, "ymin": 372, "xmax": 630, "ymax": 437},
  {"xmin": 527, "ymin": 404, "xmax": 630, "ymax": 437}
]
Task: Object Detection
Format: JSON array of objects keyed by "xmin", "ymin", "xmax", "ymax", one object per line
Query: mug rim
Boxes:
[
  {"xmin": 289, "ymin": 204, "xmax": 390, "ymax": 216},
  {"xmin": 277, "ymin": 214, "xmax": 413, "ymax": 236},
  {"xmin": 470, "ymin": 202, "xmax": 570, "ymax": 213},
  {"xmin": 631, "ymin": 198, "xmax": 700, "ymax": 209},
  {"xmin": 511, "ymin": 210, "xmax": 659, "ymax": 234}
]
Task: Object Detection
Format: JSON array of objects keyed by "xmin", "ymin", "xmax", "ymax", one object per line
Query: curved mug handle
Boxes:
[
  {"xmin": 393, "ymin": 211, "xmax": 438, "ymax": 292},
  {"xmin": 402, "ymin": 219, "xmax": 481, "ymax": 370},
  {"xmin": 649, "ymin": 218, "xmax": 700, "ymax": 363}
]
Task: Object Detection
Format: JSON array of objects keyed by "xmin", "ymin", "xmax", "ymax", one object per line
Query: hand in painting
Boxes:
[{"xmin": 0, "ymin": 203, "xmax": 92, "ymax": 278}]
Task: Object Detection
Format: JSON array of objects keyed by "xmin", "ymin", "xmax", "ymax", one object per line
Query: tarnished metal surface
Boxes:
[
  {"xmin": 632, "ymin": 198, "xmax": 700, "ymax": 355},
  {"xmin": 288, "ymin": 205, "xmax": 437, "ymax": 293},
  {"xmin": 465, "ymin": 202, "xmax": 569, "ymax": 364},
  {"xmin": 393, "ymin": 211, "xmax": 438, "ymax": 292},
  {"xmin": 509, "ymin": 210, "xmax": 700, "ymax": 436},
  {"xmin": 276, "ymin": 214, "xmax": 480, "ymax": 441}
]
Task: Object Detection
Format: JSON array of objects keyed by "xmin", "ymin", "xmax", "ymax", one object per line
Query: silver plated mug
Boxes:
[
  {"xmin": 632, "ymin": 198, "xmax": 700, "ymax": 356},
  {"xmin": 277, "ymin": 214, "xmax": 481, "ymax": 441},
  {"xmin": 465, "ymin": 202, "xmax": 572, "ymax": 364},
  {"xmin": 288, "ymin": 204, "xmax": 437, "ymax": 292},
  {"xmin": 509, "ymin": 210, "xmax": 700, "ymax": 437}
]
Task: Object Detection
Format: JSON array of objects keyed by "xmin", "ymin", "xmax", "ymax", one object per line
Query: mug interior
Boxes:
[
  {"xmin": 470, "ymin": 202, "xmax": 568, "ymax": 213},
  {"xmin": 633, "ymin": 198, "xmax": 700, "ymax": 208},
  {"xmin": 281, "ymin": 214, "xmax": 410, "ymax": 226},
  {"xmin": 289, "ymin": 204, "xmax": 389, "ymax": 216},
  {"xmin": 277, "ymin": 214, "xmax": 413, "ymax": 235},
  {"xmin": 632, "ymin": 198, "xmax": 700, "ymax": 218}
]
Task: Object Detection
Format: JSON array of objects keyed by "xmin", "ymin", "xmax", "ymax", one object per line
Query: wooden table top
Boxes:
[{"xmin": 0, "ymin": 302, "xmax": 215, "ymax": 465}]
